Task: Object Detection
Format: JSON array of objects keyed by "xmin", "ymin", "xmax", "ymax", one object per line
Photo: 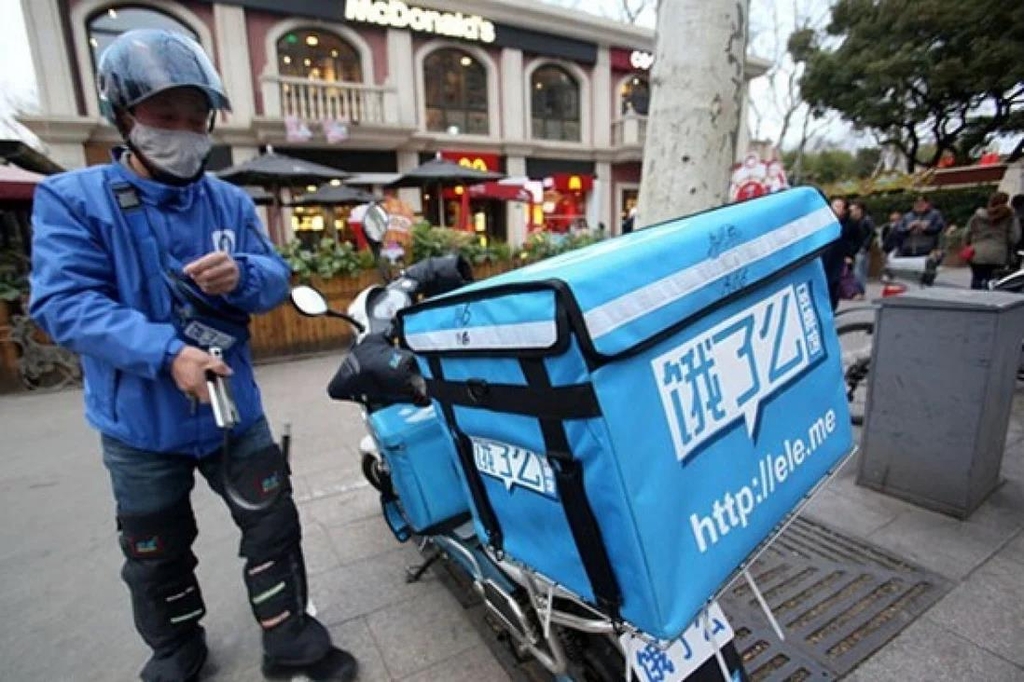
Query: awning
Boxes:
[
  {"xmin": 0, "ymin": 164, "xmax": 45, "ymax": 202},
  {"xmin": 467, "ymin": 181, "xmax": 534, "ymax": 202}
]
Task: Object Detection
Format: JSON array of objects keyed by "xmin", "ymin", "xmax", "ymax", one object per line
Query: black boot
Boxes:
[
  {"xmin": 139, "ymin": 627, "xmax": 208, "ymax": 682},
  {"xmin": 227, "ymin": 451, "xmax": 355, "ymax": 681},
  {"xmin": 117, "ymin": 500, "xmax": 209, "ymax": 682},
  {"xmin": 262, "ymin": 646, "xmax": 358, "ymax": 681}
]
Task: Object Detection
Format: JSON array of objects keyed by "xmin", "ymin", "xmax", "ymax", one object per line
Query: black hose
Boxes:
[{"xmin": 220, "ymin": 429, "xmax": 282, "ymax": 513}]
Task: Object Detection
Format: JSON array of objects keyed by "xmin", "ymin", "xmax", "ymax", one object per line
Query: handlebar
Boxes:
[{"xmin": 327, "ymin": 309, "xmax": 366, "ymax": 334}]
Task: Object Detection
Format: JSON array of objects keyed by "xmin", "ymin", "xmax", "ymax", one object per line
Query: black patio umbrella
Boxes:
[
  {"xmin": 388, "ymin": 155, "xmax": 504, "ymax": 227},
  {"xmin": 288, "ymin": 184, "xmax": 379, "ymax": 207},
  {"xmin": 242, "ymin": 186, "xmax": 275, "ymax": 206},
  {"xmin": 216, "ymin": 150, "xmax": 350, "ymax": 243}
]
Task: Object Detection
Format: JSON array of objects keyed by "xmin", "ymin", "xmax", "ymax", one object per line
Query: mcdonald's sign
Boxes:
[{"xmin": 440, "ymin": 151, "xmax": 501, "ymax": 173}]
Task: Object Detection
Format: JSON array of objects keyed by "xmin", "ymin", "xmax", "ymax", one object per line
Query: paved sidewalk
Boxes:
[
  {"xmin": 0, "ymin": 357, "xmax": 505, "ymax": 682},
  {"xmin": 2, "ymin": 270, "xmax": 1022, "ymax": 680},
  {"xmin": 817, "ymin": 264, "xmax": 1024, "ymax": 680}
]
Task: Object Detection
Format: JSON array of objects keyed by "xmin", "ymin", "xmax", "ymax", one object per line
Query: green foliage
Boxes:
[
  {"xmin": 277, "ymin": 237, "xmax": 368, "ymax": 282},
  {"xmin": 856, "ymin": 186, "xmax": 998, "ymax": 229},
  {"xmin": 274, "ymin": 225, "xmax": 601, "ymax": 284},
  {"xmin": 0, "ymin": 250, "xmax": 29, "ymax": 303},
  {"xmin": 783, "ymin": 147, "xmax": 881, "ymax": 185},
  {"xmin": 410, "ymin": 223, "xmax": 476, "ymax": 262},
  {"xmin": 853, "ymin": 148, "xmax": 881, "ymax": 179},
  {"xmin": 799, "ymin": 0, "xmax": 1024, "ymax": 169},
  {"xmin": 410, "ymin": 224, "xmax": 514, "ymax": 265},
  {"xmin": 520, "ymin": 230, "xmax": 605, "ymax": 263}
]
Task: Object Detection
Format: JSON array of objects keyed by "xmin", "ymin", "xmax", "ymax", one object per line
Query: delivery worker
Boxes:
[{"xmin": 29, "ymin": 29, "xmax": 357, "ymax": 682}]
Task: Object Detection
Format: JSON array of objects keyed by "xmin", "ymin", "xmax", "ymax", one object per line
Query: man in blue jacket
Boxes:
[
  {"xmin": 888, "ymin": 195, "xmax": 946, "ymax": 257},
  {"xmin": 29, "ymin": 30, "xmax": 356, "ymax": 682}
]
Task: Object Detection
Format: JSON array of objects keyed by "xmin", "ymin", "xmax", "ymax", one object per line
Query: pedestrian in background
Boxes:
[
  {"xmin": 880, "ymin": 210, "xmax": 903, "ymax": 255},
  {"xmin": 1011, "ymin": 194, "xmax": 1024, "ymax": 266},
  {"xmin": 849, "ymin": 200, "xmax": 876, "ymax": 291},
  {"xmin": 622, "ymin": 205, "xmax": 637, "ymax": 234},
  {"xmin": 964, "ymin": 191, "xmax": 1021, "ymax": 289},
  {"xmin": 28, "ymin": 30, "xmax": 357, "ymax": 682},
  {"xmin": 890, "ymin": 195, "xmax": 945, "ymax": 257},
  {"xmin": 822, "ymin": 196, "xmax": 864, "ymax": 309}
]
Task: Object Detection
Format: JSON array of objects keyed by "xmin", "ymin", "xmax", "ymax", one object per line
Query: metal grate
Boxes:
[
  {"xmin": 428, "ymin": 516, "xmax": 953, "ymax": 680},
  {"xmin": 719, "ymin": 517, "xmax": 953, "ymax": 680}
]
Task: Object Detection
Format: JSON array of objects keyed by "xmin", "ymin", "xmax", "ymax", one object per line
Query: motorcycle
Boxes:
[{"xmin": 290, "ymin": 204, "xmax": 749, "ymax": 682}]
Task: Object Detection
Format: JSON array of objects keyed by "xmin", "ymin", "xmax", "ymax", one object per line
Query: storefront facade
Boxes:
[{"xmin": 20, "ymin": 0, "xmax": 768, "ymax": 245}]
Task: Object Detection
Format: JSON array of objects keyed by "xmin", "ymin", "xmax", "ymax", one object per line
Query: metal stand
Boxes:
[{"xmin": 406, "ymin": 551, "xmax": 440, "ymax": 583}]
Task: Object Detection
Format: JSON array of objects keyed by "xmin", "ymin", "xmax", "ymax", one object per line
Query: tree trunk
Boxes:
[{"xmin": 636, "ymin": 0, "xmax": 750, "ymax": 227}]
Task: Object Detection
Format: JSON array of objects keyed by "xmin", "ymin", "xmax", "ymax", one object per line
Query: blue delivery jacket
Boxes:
[{"xmin": 29, "ymin": 153, "xmax": 291, "ymax": 456}]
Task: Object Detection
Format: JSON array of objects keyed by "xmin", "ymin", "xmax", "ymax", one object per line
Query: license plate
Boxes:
[{"xmin": 620, "ymin": 602, "xmax": 735, "ymax": 682}]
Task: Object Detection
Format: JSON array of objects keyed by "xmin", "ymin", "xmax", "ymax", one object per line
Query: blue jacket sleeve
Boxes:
[
  {"xmin": 924, "ymin": 210, "xmax": 945, "ymax": 235},
  {"xmin": 28, "ymin": 182, "xmax": 182, "ymax": 379},
  {"xmin": 224, "ymin": 201, "xmax": 291, "ymax": 314}
]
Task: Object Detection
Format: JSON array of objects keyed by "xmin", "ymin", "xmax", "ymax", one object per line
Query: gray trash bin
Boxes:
[{"xmin": 857, "ymin": 287, "xmax": 1024, "ymax": 518}]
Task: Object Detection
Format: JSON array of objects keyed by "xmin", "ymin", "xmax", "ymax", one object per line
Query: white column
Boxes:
[
  {"xmin": 48, "ymin": 143, "xmax": 87, "ymax": 171},
  {"xmin": 594, "ymin": 161, "xmax": 613, "ymax": 234},
  {"xmin": 386, "ymin": 29, "xmax": 416, "ymax": 127},
  {"xmin": 593, "ymin": 47, "xmax": 611, "ymax": 148},
  {"xmin": 505, "ymin": 155, "xmax": 527, "ymax": 248},
  {"xmin": 213, "ymin": 4, "xmax": 255, "ymax": 127},
  {"xmin": 396, "ymin": 150, "xmax": 421, "ymax": 214},
  {"xmin": 500, "ymin": 48, "xmax": 525, "ymax": 141},
  {"xmin": 21, "ymin": 0, "xmax": 77, "ymax": 116}
]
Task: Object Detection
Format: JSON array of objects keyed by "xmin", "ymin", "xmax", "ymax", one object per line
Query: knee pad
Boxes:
[
  {"xmin": 237, "ymin": 496, "xmax": 306, "ymax": 632},
  {"xmin": 244, "ymin": 550, "xmax": 308, "ymax": 631},
  {"xmin": 226, "ymin": 443, "xmax": 301, "ymax": 561},
  {"xmin": 224, "ymin": 445, "xmax": 311, "ymax": 634},
  {"xmin": 118, "ymin": 497, "xmax": 206, "ymax": 650},
  {"xmin": 223, "ymin": 441, "xmax": 293, "ymax": 512}
]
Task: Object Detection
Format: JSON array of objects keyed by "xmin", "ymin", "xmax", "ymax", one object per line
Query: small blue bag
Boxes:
[
  {"xmin": 398, "ymin": 188, "xmax": 855, "ymax": 640},
  {"xmin": 368, "ymin": 403, "xmax": 470, "ymax": 534}
]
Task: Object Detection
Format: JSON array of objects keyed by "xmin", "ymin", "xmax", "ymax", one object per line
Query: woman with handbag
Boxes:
[{"xmin": 964, "ymin": 192, "xmax": 1021, "ymax": 289}]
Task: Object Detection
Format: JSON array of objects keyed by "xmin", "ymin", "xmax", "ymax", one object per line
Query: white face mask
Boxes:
[{"xmin": 128, "ymin": 121, "xmax": 212, "ymax": 181}]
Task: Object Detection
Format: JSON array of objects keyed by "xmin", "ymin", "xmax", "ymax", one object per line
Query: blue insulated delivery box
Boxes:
[
  {"xmin": 397, "ymin": 188, "xmax": 855, "ymax": 641},
  {"xmin": 367, "ymin": 404, "xmax": 470, "ymax": 533}
]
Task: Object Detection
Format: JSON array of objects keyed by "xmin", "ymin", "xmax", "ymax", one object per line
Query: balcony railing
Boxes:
[
  {"xmin": 611, "ymin": 114, "xmax": 648, "ymax": 147},
  {"xmin": 261, "ymin": 75, "xmax": 400, "ymax": 126}
]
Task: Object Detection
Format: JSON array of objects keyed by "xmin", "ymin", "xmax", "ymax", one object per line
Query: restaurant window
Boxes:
[
  {"xmin": 621, "ymin": 75, "xmax": 649, "ymax": 115},
  {"xmin": 87, "ymin": 6, "xmax": 198, "ymax": 76},
  {"xmin": 277, "ymin": 29, "xmax": 362, "ymax": 83},
  {"xmin": 530, "ymin": 65, "xmax": 580, "ymax": 142},
  {"xmin": 423, "ymin": 49, "xmax": 489, "ymax": 135}
]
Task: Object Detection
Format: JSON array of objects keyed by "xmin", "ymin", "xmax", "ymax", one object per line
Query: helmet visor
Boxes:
[{"xmin": 98, "ymin": 29, "xmax": 231, "ymax": 114}]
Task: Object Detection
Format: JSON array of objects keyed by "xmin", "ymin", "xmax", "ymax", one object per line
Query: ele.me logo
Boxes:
[{"xmin": 651, "ymin": 282, "xmax": 823, "ymax": 462}]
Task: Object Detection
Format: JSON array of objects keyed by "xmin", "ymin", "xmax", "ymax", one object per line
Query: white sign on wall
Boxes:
[{"xmin": 630, "ymin": 50, "xmax": 655, "ymax": 70}]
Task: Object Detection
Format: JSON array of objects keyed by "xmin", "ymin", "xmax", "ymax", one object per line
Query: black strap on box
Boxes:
[
  {"xmin": 519, "ymin": 357, "xmax": 622, "ymax": 618},
  {"xmin": 424, "ymin": 377, "xmax": 601, "ymax": 420},
  {"xmin": 427, "ymin": 356, "xmax": 505, "ymax": 555}
]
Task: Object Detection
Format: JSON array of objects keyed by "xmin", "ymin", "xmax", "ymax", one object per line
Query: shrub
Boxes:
[
  {"xmin": 410, "ymin": 224, "xmax": 513, "ymax": 265},
  {"xmin": 0, "ymin": 250, "xmax": 29, "ymax": 303},
  {"xmin": 277, "ymin": 237, "xmax": 368, "ymax": 282},
  {"xmin": 520, "ymin": 230, "xmax": 606, "ymax": 263},
  {"xmin": 277, "ymin": 225, "xmax": 602, "ymax": 283},
  {"xmin": 850, "ymin": 185, "xmax": 998, "ymax": 229}
]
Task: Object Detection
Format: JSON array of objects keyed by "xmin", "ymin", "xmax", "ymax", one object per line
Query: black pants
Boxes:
[
  {"xmin": 970, "ymin": 263, "xmax": 1001, "ymax": 290},
  {"xmin": 103, "ymin": 418, "xmax": 331, "ymax": 681}
]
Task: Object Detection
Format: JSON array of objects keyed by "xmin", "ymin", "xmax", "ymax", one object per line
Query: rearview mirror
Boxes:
[
  {"xmin": 290, "ymin": 285, "xmax": 329, "ymax": 317},
  {"xmin": 363, "ymin": 203, "xmax": 389, "ymax": 244}
]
